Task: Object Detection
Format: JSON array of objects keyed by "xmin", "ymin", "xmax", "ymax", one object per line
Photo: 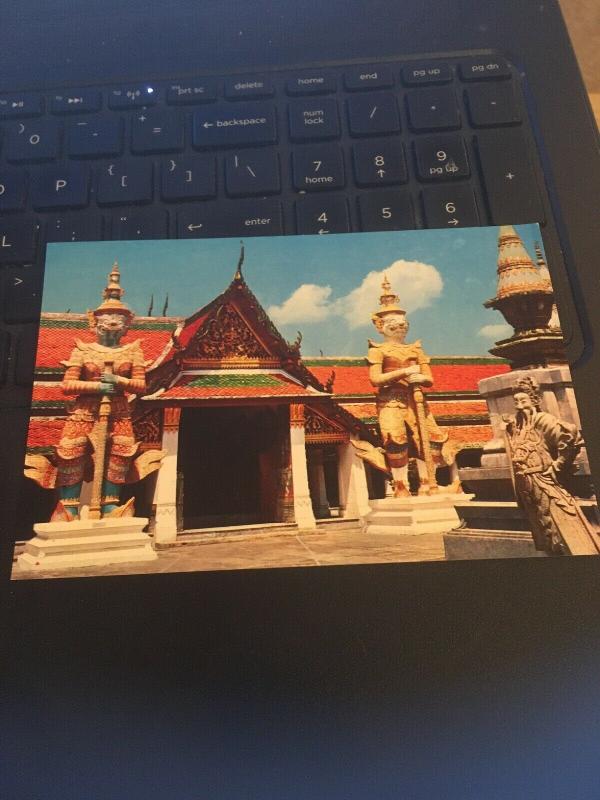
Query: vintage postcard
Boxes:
[{"xmin": 12, "ymin": 225, "xmax": 600, "ymax": 579}]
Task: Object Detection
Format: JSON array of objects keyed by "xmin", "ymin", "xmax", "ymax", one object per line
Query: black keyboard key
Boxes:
[
  {"xmin": 5, "ymin": 120, "xmax": 61, "ymax": 163},
  {"xmin": 66, "ymin": 118, "xmax": 123, "ymax": 158},
  {"xmin": 292, "ymin": 145, "xmax": 344, "ymax": 191},
  {"xmin": 476, "ymin": 130, "xmax": 544, "ymax": 224},
  {"xmin": 295, "ymin": 196, "xmax": 350, "ymax": 234},
  {"xmin": 346, "ymin": 92, "xmax": 400, "ymax": 136},
  {"xmin": 344, "ymin": 66, "xmax": 393, "ymax": 91},
  {"xmin": 401, "ymin": 62, "xmax": 452, "ymax": 86},
  {"xmin": 0, "ymin": 218, "xmax": 39, "ymax": 264},
  {"xmin": 465, "ymin": 83, "xmax": 521, "ymax": 127},
  {"xmin": 4, "ymin": 267, "xmax": 43, "ymax": 322},
  {"xmin": 458, "ymin": 57, "xmax": 511, "ymax": 81},
  {"xmin": 0, "ymin": 93, "xmax": 43, "ymax": 119},
  {"xmin": 161, "ymin": 156, "xmax": 216, "ymax": 200},
  {"xmin": 353, "ymin": 140, "xmax": 407, "ymax": 187},
  {"xmin": 358, "ymin": 191, "xmax": 414, "ymax": 231},
  {"xmin": 46, "ymin": 213, "xmax": 104, "ymax": 242},
  {"xmin": 286, "ymin": 74, "xmax": 337, "ymax": 95},
  {"xmin": 224, "ymin": 77, "xmax": 274, "ymax": 99},
  {"xmin": 0, "ymin": 329, "xmax": 10, "ymax": 384},
  {"xmin": 192, "ymin": 102, "xmax": 277, "ymax": 148},
  {"xmin": 167, "ymin": 80, "xmax": 218, "ymax": 105},
  {"xmin": 30, "ymin": 165, "xmax": 90, "ymax": 210},
  {"xmin": 113, "ymin": 210, "xmax": 169, "ymax": 239},
  {"xmin": 50, "ymin": 90, "xmax": 102, "ymax": 114},
  {"xmin": 131, "ymin": 110, "xmax": 185, "ymax": 154},
  {"xmin": 0, "ymin": 169, "xmax": 27, "ymax": 211},
  {"xmin": 414, "ymin": 135, "xmax": 470, "ymax": 181},
  {"xmin": 288, "ymin": 98, "xmax": 340, "ymax": 141},
  {"xmin": 108, "ymin": 85, "xmax": 158, "ymax": 109},
  {"xmin": 97, "ymin": 162, "xmax": 153, "ymax": 206},
  {"xmin": 220, "ymin": 200, "xmax": 283, "ymax": 237},
  {"xmin": 225, "ymin": 150, "xmax": 280, "ymax": 197},
  {"xmin": 177, "ymin": 199, "xmax": 283, "ymax": 238},
  {"xmin": 406, "ymin": 87, "xmax": 461, "ymax": 132},
  {"xmin": 421, "ymin": 185, "xmax": 479, "ymax": 228}
]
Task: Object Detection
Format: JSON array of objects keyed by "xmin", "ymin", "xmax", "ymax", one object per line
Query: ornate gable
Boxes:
[
  {"xmin": 305, "ymin": 406, "xmax": 349, "ymax": 444},
  {"xmin": 185, "ymin": 302, "xmax": 273, "ymax": 363}
]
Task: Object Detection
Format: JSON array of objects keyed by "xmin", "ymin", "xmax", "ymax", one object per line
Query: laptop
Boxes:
[{"xmin": 2, "ymin": 0, "xmax": 600, "ymax": 796}]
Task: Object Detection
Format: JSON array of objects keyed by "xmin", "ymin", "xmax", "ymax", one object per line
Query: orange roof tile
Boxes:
[
  {"xmin": 27, "ymin": 418, "xmax": 65, "ymax": 449},
  {"xmin": 309, "ymin": 362, "xmax": 510, "ymax": 395},
  {"xmin": 35, "ymin": 321, "xmax": 175, "ymax": 371}
]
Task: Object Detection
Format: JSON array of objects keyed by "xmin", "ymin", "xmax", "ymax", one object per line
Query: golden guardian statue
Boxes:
[
  {"xmin": 353, "ymin": 277, "xmax": 452, "ymax": 497},
  {"xmin": 25, "ymin": 262, "xmax": 163, "ymax": 521}
]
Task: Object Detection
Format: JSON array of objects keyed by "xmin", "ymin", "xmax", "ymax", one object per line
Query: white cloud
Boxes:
[
  {"xmin": 477, "ymin": 323, "xmax": 512, "ymax": 339},
  {"xmin": 332, "ymin": 260, "xmax": 443, "ymax": 329},
  {"xmin": 267, "ymin": 283, "xmax": 333, "ymax": 325},
  {"xmin": 268, "ymin": 260, "xmax": 443, "ymax": 330}
]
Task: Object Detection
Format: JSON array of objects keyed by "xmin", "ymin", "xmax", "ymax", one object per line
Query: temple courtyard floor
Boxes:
[{"xmin": 11, "ymin": 520, "xmax": 446, "ymax": 580}]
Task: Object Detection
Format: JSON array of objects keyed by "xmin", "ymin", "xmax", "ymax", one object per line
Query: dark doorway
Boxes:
[{"xmin": 179, "ymin": 406, "xmax": 282, "ymax": 529}]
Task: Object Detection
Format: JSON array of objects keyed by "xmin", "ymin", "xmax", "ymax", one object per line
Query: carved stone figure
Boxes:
[
  {"xmin": 503, "ymin": 376, "xmax": 599, "ymax": 555},
  {"xmin": 353, "ymin": 277, "xmax": 453, "ymax": 497},
  {"xmin": 25, "ymin": 262, "xmax": 163, "ymax": 521}
]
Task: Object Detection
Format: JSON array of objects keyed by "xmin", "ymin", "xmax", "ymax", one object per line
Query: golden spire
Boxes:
[
  {"xmin": 90, "ymin": 260, "xmax": 134, "ymax": 326},
  {"xmin": 373, "ymin": 275, "xmax": 406, "ymax": 318},
  {"xmin": 234, "ymin": 241, "xmax": 245, "ymax": 281},
  {"xmin": 493, "ymin": 227, "xmax": 552, "ymax": 300}
]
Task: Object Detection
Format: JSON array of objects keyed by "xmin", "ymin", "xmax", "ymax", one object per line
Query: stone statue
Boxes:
[
  {"xmin": 352, "ymin": 277, "xmax": 453, "ymax": 497},
  {"xmin": 25, "ymin": 262, "xmax": 163, "ymax": 521},
  {"xmin": 503, "ymin": 376, "xmax": 599, "ymax": 555}
]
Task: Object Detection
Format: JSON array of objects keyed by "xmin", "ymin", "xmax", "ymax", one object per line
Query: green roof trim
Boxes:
[
  {"xmin": 186, "ymin": 374, "xmax": 285, "ymax": 388},
  {"xmin": 303, "ymin": 358, "xmax": 367, "ymax": 367},
  {"xmin": 27, "ymin": 446, "xmax": 55, "ymax": 456},
  {"xmin": 40, "ymin": 318, "xmax": 177, "ymax": 331},
  {"xmin": 31, "ymin": 400, "xmax": 65, "ymax": 409},
  {"xmin": 303, "ymin": 356, "xmax": 507, "ymax": 366}
]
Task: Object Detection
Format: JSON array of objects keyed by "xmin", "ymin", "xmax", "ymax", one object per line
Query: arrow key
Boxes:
[
  {"xmin": 4, "ymin": 266, "xmax": 43, "ymax": 323},
  {"xmin": 414, "ymin": 135, "xmax": 469, "ymax": 182},
  {"xmin": 295, "ymin": 195, "xmax": 350, "ymax": 234},
  {"xmin": 421, "ymin": 185, "xmax": 479, "ymax": 228}
]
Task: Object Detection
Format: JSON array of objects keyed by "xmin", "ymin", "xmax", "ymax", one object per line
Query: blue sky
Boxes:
[{"xmin": 44, "ymin": 225, "xmax": 547, "ymax": 356}]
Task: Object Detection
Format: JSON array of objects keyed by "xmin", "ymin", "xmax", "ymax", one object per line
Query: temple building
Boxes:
[{"xmin": 22, "ymin": 259, "xmax": 510, "ymax": 544}]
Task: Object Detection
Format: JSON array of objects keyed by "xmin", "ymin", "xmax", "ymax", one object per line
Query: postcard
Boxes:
[{"xmin": 11, "ymin": 225, "xmax": 600, "ymax": 579}]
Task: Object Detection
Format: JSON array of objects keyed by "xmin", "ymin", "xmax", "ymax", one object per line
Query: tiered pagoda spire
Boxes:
[{"xmin": 484, "ymin": 227, "xmax": 565, "ymax": 368}]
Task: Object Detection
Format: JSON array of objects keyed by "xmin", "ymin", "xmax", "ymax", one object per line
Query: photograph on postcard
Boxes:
[{"xmin": 11, "ymin": 225, "xmax": 600, "ymax": 579}]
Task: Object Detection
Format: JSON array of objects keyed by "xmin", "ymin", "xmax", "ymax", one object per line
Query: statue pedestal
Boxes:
[
  {"xmin": 444, "ymin": 500, "xmax": 547, "ymax": 559},
  {"xmin": 444, "ymin": 499, "xmax": 600, "ymax": 559},
  {"xmin": 363, "ymin": 494, "xmax": 462, "ymax": 536},
  {"xmin": 17, "ymin": 517, "xmax": 157, "ymax": 571}
]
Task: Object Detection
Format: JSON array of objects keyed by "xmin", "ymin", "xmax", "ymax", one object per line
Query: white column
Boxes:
[
  {"xmin": 290, "ymin": 404, "xmax": 316, "ymax": 530},
  {"xmin": 153, "ymin": 407, "xmax": 181, "ymax": 544},
  {"xmin": 338, "ymin": 437, "xmax": 371, "ymax": 520}
]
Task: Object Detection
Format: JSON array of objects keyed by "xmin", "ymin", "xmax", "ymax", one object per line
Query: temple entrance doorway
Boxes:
[{"xmin": 178, "ymin": 405, "xmax": 286, "ymax": 530}]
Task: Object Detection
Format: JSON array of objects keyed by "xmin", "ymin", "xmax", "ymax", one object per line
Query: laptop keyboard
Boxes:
[{"xmin": 0, "ymin": 54, "xmax": 547, "ymax": 392}]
